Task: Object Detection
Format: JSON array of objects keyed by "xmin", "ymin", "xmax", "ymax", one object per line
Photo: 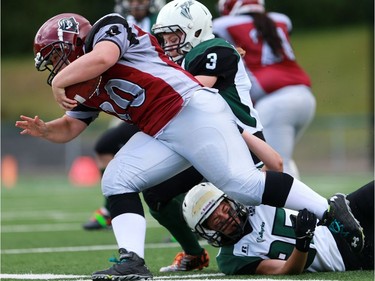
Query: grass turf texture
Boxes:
[{"xmin": 1, "ymin": 173, "xmax": 373, "ymax": 281}]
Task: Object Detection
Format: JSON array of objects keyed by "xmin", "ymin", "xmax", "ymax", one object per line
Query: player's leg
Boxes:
[
  {"xmin": 83, "ymin": 122, "xmax": 139, "ymax": 230},
  {"xmin": 161, "ymin": 88, "xmax": 363, "ymax": 253},
  {"xmin": 347, "ymin": 180, "xmax": 374, "ymax": 232},
  {"xmin": 142, "ymin": 167, "xmax": 209, "ymax": 272},
  {"xmin": 255, "ymin": 85, "xmax": 315, "ymax": 179},
  {"xmin": 255, "ymin": 92, "xmax": 298, "ymax": 178},
  {"xmin": 346, "ymin": 180, "xmax": 374, "ymax": 264},
  {"xmin": 93, "ymin": 131, "xmax": 192, "ymax": 280}
]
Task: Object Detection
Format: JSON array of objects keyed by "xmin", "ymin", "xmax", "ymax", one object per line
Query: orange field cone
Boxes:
[
  {"xmin": 1, "ymin": 155, "xmax": 18, "ymax": 189},
  {"xmin": 68, "ymin": 156, "xmax": 101, "ymax": 187}
]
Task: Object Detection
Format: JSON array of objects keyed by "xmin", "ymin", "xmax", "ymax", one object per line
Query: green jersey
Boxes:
[{"xmin": 182, "ymin": 38, "xmax": 262, "ymax": 134}]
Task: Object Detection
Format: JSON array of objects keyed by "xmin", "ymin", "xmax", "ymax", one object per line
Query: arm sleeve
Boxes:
[
  {"xmin": 65, "ymin": 104, "xmax": 100, "ymax": 125},
  {"xmin": 84, "ymin": 13, "xmax": 138, "ymax": 57}
]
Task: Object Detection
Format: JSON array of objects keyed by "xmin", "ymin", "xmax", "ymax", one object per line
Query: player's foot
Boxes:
[
  {"xmin": 92, "ymin": 248, "xmax": 153, "ymax": 281},
  {"xmin": 83, "ymin": 207, "xmax": 112, "ymax": 230},
  {"xmin": 159, "ymin": 249, "xmax": 209, "ymax": 272},
  {"xmin": 321, "ymin": 193, "xmax": 364, "ymax": 253}
]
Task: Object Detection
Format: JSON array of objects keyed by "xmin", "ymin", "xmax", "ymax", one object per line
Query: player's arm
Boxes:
[
  {"xmin": 190, "ymin": 46, "xmax": 237, "ymax": 87},
  {"xmin": 254, "ymin": 251, "xmax": 308, "ymax": 275},
  {"xmin": 194, "ymin": 75, "xmax": 218, "ymax": 88},
  {"xmin": 15, "ymin": 114, "xmax": 87, "ymax": 143},
  {"xmin": 240, "ymin": 209, "xmax": 316, "ymax": 275},
  {"xmin": 241, "ymin": 130, "xmax": 283, "ymax": 172},
  {"xmin": 51, "ymin": 40, "xmax": 120, "ymax": 110}
]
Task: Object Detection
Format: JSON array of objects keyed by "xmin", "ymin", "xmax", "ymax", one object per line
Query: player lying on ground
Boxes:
[{"xmin": 183, "ymin": 181, "xmax": 374, "ymax": 274}]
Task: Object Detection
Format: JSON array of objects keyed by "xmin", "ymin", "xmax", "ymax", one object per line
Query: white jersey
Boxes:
[{"xmin": 217, "ymin": 205, "xmax": 345, "ymax": 274}]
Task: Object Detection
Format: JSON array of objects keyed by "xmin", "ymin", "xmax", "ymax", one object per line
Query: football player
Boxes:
[
  {"xmin": 83, "ymin": 0, "xmax": 165, "ymax": 231},
  {"xmin": 16, "ymin": 9, "xmax": 363, "ymax": 281},
  {"xmin": 213, "ymin": 0, "xmax": 316, "ymax": 179},
  {"xmin": 183, "ymin": 181, "xmax": 374, "ymax": 274},
  {"xmin": 150, "ymin": 0, "xmax": 268, "ymax": 271}
]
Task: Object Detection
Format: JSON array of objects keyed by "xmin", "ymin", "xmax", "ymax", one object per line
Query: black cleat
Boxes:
[
  {"xmin": 92, "ymin": 248, "xmax": 153, "ymax": 280},
  {"xmin": 321, "ymin": 193, "xmax": 365, "ymax": 253}
]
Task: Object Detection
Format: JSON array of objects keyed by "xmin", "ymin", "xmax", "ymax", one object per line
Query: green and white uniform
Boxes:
[
  {"xmin": 182, "ymin": 38, "xmax": 263, "ymax": 135},
  {"xmin": 217, "ymin": 205, "xmax": 345, "ymax": 274}
]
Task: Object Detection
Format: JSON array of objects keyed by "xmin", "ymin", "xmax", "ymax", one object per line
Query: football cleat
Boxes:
[
  {"xmin": 92, "ymin": 248, "xmax": 153, "ymax": 281},
  {"xmin": 83, "ymin": 208, "xmax": 112, "ymax": 230},
  {"xmin": 321, "ymin": 193, "xmax": 365, "ymax": 253},
  {"xmin": 159, "ymin": 249, "xmax": 209, "ymax": 272}
]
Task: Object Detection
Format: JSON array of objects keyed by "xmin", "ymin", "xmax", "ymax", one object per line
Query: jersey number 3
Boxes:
[{"xmin": 206, "ymin": 53, "xmax": 217, "ymax": 70}]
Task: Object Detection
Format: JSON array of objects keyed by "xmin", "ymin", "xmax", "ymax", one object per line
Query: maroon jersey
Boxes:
[
  {"xmin": 213, "ymin": 12, "xmax": 311, "ymax": 98},
  {"xmin": 67, "ymin": 13, "xmax": 202, "ymax": 136}
]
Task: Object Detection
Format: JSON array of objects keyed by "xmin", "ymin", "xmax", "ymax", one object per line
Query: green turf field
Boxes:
[{"xmin": 1, "ymin": 174, "xmax": 373, "ymax": 281}]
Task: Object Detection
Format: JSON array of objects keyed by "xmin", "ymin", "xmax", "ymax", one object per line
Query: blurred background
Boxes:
[{"xmin": 1, "ymin": 0, "xmax": 374, "ymax": 186}]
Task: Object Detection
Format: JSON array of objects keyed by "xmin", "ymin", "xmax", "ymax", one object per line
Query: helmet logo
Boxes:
[
  {"xmin": 57, "ymin": 17, "xmax": 79, "ymax": 41},
  {"xmin": 179, "ymin": 0, "xmax": 193, "ymax": 20}
]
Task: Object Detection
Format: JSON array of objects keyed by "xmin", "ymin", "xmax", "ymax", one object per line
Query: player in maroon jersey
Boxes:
[
  {"xmin": 214, "ymin": 0, "xmax": 316, "ymax": 179},
  {"xmin": 16, "ymin": 11, "xmax": 363, "ymax": 281},
  {"xmin": 83, "ymin": 0, "xmax": 166, "ymax": 231}
]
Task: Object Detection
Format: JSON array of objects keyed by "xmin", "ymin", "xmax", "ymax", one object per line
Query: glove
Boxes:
[{"xmin": 290, "ymin": 208, "xmax": 317, "ymax": 252}]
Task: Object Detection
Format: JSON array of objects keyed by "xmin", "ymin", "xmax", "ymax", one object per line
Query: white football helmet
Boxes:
[
  {"xmin": 182, "ymin": 182, "xmax": 249, "ymax": 247},
  {"xmin": 152, "ymin": 0, "xmax": 215, "ymax": 63}
]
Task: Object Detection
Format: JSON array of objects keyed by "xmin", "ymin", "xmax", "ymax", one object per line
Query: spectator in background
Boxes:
[
  {"xmin": 213, "ymin": 0, "xmax": 316, "ymax": 179},
  {"xmin": 114, "ymin": 0, "xmax": 165, "ymax": 31},
  {"xmin": 83, "ymin": 0, "xmax": 165, "ymax": 230}
]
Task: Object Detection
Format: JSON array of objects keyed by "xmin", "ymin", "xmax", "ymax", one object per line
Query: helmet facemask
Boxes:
[
  {"xmin": 35, "ymin": 41, "xmax": 74, "ymax": 85},
  {"xmin": 154, "ymin": 25, "xmax": 191, "ymax": 64},
  {"xmin": 183, "ymin": 182, "xmax": 250, "ymax": 247},
  {"xmin": 197, "ymin": 197, "xmax": 250, "ymax": 247}
]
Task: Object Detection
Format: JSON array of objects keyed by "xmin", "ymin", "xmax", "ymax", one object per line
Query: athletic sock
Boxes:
[
  {"xmin": 284, "ymin": 178, "xmax": 328, "ymax": 220},
  {"xmin": 262, "ymin": 171, "xmax": 328, "ymax": 219},
  {"xmin": 111, "ymin": 213, "xmax": 146, "ymax": 259}
]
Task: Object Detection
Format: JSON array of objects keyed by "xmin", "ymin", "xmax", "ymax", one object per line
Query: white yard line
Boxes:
[{"xmin": 0, "ymin": 273, "xmax": 337, "ymax": 281}]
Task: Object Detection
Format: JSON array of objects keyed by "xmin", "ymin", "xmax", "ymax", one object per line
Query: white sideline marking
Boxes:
[
  {"xmin": 0, "ymin": 274, "xmax": 337, "ymax": 281},
  {"xmin": 0, "ymin": 274, "xmax": 88, "ymax": 280}
]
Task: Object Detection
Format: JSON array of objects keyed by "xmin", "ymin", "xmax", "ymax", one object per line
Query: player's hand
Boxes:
[
  {"xmin": 51, "ymin": 84, "xmax": 77, "ymax": 111},
  {"xmin": 15, "ymin": 115, "xmax": 47, "ymax": 137},
  {"xmin": 290, "ymin": 208, "xmax": 317, "ymax": 252}
]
